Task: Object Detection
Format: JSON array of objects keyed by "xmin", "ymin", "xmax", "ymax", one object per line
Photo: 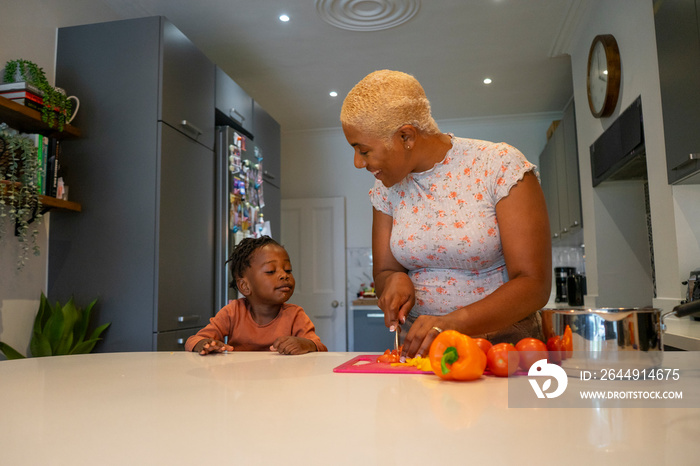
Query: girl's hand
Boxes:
[
  {"xmin": 377, "ymin": 272, "xmax": 415, "ymax": 331},
  {"xmin": 400, "ymin": 315, "xmax": 451, "ymax": 359},
  {"xmin": 271, "ymin": 336, "xmax": 316, "ymax": 355},
  {"xmin": 194, "ymin": 339, "xmax": 233, "ymax": 355}
]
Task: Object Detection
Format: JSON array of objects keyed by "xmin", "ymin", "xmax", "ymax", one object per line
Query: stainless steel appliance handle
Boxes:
[
  {"xmin": 180, "ymin": 120, "xmax": 202, "ymax": 136},
  {"xmin": 229, "ymin": 107, "xmax": 246, "ymax": 123},
  {"xmin": 671, "ymin": 153, "xmax": 700, "ymax": 171},
  {"xmin": 177, "ymin": 315, "xmax": 200, "ymax": 324}
]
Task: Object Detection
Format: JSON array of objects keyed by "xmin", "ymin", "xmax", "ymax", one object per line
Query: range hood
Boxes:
[{"xmin": 590, "ymin": 96, "xmax": 647, "ymax": 187}]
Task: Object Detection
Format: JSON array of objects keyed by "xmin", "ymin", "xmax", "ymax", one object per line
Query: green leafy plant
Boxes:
[
  {"xmin": 0, "ymin": 124, "xmax": 43, "ymax": 268},
  {"xmin": 0, "ymin": 292, "xmax": 110, "ymax": 359},
  {"xmin": 3, "ymin": 59, "xmax": 73, "ymax": 131}
]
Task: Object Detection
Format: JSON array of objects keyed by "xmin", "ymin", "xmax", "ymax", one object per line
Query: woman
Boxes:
[{"xmin": 340, "ymin": 70, "xmax": 552, "ymax": 359}]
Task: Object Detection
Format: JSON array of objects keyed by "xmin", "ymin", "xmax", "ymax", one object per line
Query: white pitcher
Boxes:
[{"xmin": 54, "ymin": 87, "xmax": 80, "ymax": 124}]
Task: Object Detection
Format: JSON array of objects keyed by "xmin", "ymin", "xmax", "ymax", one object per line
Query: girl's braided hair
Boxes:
[{"xmin": 227, "ymin": 235, "xmax": 281, "ymax": 292}]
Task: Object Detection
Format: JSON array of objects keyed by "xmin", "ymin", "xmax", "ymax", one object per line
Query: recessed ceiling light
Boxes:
[
  {"xmin": 483, "ymin": 78, "xmax": 493, "ymax": 84},
  {"xmin": 329, "ymin": 91, "xmax": 338, "ymax": 97},
  {"xmin": 279, "ymin": 14, "xmax": 290, "ymax": 22}
]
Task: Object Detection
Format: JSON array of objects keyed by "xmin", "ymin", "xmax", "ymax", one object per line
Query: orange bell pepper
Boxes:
[
  {"xmin": 561, "ymin": 324, "xmax": 573, "ymax": 359},
  {"xmin": 428, "ymin": 330, "xmax": 487, "ymax": 381}
]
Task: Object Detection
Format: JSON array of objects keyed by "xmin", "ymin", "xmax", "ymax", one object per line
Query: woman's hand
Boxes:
[
  {"xmin": 271, "ymin": 336, "xmax": 317, "ymax": 355},
  {"xmin": 400, "ymin": 315, "xmax": 452, "ymax": 359},
  {"xmin": 193, "ymin": 338, "xmax": 233, "ymax": 355},
  {"xmin": 377, "ymin": 271, "xmax": 415, "ymax": 330}
]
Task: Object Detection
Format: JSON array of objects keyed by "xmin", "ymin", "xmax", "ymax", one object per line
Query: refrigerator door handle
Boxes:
[
  {"xmin": 229, "ymin": 107, "xmax": 245, "ymax": 123},
  {"xmin": 177, "ymin": 315, "xmax": 200, "ymax": 324},
  {"xmin": 180, "ymin": 119, "xmax": 203, "ymax": 136}
]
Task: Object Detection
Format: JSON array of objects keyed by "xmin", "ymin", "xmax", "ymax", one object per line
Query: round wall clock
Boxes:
[{"xmin": 586, "ymin": 34, "xmax": 621, "ymax": 118}]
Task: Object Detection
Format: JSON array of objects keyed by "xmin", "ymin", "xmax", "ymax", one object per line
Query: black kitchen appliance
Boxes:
[
  {"xmin": 684, "ymin": 268, "xmax": 700, "ymax": 321},
  {"xmin": 555, "ymin": 267, "xmax": 576, "ymax": 303},
  {"xmin": 590, "ymin": 96, "xmax": 647, "ymax": 187}
]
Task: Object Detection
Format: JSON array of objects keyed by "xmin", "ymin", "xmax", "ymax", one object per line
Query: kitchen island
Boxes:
[{"xmin": 0, "ymin": 351, "xmax": 698, "ymax": 465}]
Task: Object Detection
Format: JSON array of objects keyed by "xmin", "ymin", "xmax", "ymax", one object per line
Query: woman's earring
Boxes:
[{"xmin": 405, "ymin": 145, "xmax": 411, "ymax": 150}]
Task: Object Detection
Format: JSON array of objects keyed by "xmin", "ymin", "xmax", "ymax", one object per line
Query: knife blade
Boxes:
[{"xmin": 394, "ymin": 324, "xmax": 401, "ymax": 352}]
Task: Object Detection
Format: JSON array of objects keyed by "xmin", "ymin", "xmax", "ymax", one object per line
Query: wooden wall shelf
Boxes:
[
  {"xmin": 0, "ymin": 95, "xmax": 81, "ymax": 138},
  {"xmin": 0, "ymin": 180, "xmax": 81, "ymax": 212},
  {"xmin": 1, "ymin": 96, "xmax": 83, "ymax": 215}
]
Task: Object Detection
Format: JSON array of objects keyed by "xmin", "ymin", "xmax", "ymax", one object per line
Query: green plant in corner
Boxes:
[
  {"xmin": 0, "ymin": 293, "xmax": 110, "ymax": 359},
  {"xmin": 0, "ymin": 124, "xmax": 43, "ymax": 268},
  {"xmin": 3, "ymin": 59, "xmax": 73, "ymax": 131}
]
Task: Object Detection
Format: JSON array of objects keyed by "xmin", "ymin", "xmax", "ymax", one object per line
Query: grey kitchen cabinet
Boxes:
[
  {"xmin": 540, "ymin": 134, "xmax": 561, "ymax": 240},
  {"xmin": 655, "ymin": 0, "xmax": 700, "ymax": 184},
  {"xmin": 263, "ymin": 182, "xmax": 281, "ymax": 241},
  {"xmin": 49, "ymin": 16, "xmax": 216, "ymax": 352},
  {"xmin": 216, "ymin": 66, "xmax": 254, "ymax": 136},
  {"xmin": 253, "ymin": 100, "xmax": 281, "ymax": 188},
  {"xmin": 252, "ymin": 100, "xmax": 281, "ymax": 240},
  {"xmin": 561, "ymin": 102, "xmax": 582, "ymax": 233},
  {"xmin": 540, "ymin": 101, "xmax": 582, "ymax": 242}
]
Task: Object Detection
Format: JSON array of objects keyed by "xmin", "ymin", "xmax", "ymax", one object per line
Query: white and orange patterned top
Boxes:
[{"xmin": 369, "ymin": 136, "xmax": 537, "ymax": 320}]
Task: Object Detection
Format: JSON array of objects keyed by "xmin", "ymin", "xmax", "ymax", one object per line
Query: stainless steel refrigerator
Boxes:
[{"xmin": 215, "ymin": 125, "xmax": 274, "ymax": 310}]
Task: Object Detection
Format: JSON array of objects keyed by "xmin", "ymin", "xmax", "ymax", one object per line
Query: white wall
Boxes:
[
  {"xmin": 282, "ymin": 113, "xmax": 559, "ymax": 249},
  {"xmin": 567, "ymin": 0, "xmax": 700, "ymax": 310},
  {"xmin": 0, "ymin": 0, "xmax": 122, "ymax": 358}
]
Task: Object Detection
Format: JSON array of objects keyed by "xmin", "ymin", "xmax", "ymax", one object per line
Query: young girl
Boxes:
[{"xmin": 185, "ymin": 236, "xmax": 327, "ymax": 355}]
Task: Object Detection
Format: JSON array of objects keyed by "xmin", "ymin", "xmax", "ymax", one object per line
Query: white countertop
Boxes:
[
  {"xmin": 664, "ymin": 315, "xmax": 700, "ymax": 350},
  {"xmin": 1, "ymin": 351, "xmax": 698, "ymax": 465}
]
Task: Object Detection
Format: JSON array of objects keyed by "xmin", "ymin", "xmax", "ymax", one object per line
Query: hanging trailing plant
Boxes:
[
  {"xmin": 0, "ymin": 124, "xmax": 43, "ymax": 268},
  {"xmin": 3, "ymin": 59, "xmax": 73, "ymax": 131}
]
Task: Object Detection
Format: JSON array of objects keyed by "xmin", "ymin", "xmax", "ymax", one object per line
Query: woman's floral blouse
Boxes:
[{"xmin": 369, "ymin": 136, "xmax": 537, "ymax": 319}]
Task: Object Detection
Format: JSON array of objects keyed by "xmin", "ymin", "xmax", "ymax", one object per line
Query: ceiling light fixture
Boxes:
[
  {"xmin": 483, "ymin": 78, "xmax": 493, "ymax": 84},
  {"xmin": 316, "ymin": 0, "xmax": 420, "ymax": 32},
  {"xmin": 279, "ymin": 14, "xmax": 290, "ymax": 22},
  {"xmin": 329, "ymin": 91, "xmax": 338, "ymax": 97}
]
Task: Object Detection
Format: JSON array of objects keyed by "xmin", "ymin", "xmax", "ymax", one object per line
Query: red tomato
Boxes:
[
  {"xmin": 546, "ymin": 336, "xmax": 563, "ymax": 364},
  {"xmin": 473, "ymin": 338, "xmax": 492, "ymax": 356},
  {"xmin": 515, "ymin": 338, "xmax": 548, "ymax": 371},
  {"xmin": 486, "ymin": 343, "xmax": 519, "ymax": 377}
]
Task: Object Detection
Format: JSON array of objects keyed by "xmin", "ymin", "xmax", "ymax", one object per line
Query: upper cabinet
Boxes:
[
  {"xmin": 253, "ymin": 100, "xmax": 281, "ymax": 188},
  {"xmin": 655, "ymin": 0, "xmax": 700, "ymax": 184},
  {"xmin": 215, "ymin": 66, "xmax": 254, "ymax": 136},
  {"xmin": 160, "ymin": 20, "xmax": 216, "ymax": 149},
  {"xmin": 540, "ymin": 101, "xmax": 582, "ymax": 243}
]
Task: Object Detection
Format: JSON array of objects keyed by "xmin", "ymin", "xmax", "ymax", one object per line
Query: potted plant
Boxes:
[
  {"xmin": 2, "ymin": 59, "xmax": 74, "ymax": 131},
  {"xmin": 0, "ymin": 124, "xmax": 43, "ymax": 268},
  {"xmin": 0, "ymin": 292, "xmax": 110, "ymax": 359}
]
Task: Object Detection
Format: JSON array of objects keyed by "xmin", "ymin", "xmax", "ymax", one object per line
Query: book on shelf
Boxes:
[
  {"xmin": 0, "ymin": 89, "xmax": 44, "ymax": 103},
  {"xmin": 45, "ymin": 138, "xmax": 61, "ymax": 197},
  {"xmin": 0, "ymin": 81, "xmax": 44, "ymax": 96},
  {"xmin": 9, "ymin": 97, "xmax": 44, "ymax": 112},
  {"xmin": 23, "ymin": 133, "xmax": 49, "ymax": 195}
]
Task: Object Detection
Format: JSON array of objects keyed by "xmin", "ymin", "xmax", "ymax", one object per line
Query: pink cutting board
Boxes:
[{"xmin": 333, "ymin": 354, "xmax": 433, "ymax": 374}]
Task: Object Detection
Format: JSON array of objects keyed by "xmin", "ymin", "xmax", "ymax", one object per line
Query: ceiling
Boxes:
[{"xmin": 102, "ymin": 0, "xmax": 587, "ymax": 132}]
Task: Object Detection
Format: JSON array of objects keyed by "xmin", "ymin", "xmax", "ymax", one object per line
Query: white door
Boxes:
[{"xmin": 281, "ymin": 197, "xmax": 346, "ymax": 351}]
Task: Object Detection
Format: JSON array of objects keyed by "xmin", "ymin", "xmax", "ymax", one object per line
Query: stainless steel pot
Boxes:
[{"xmin": 539, "ymin": 301, "xmax": 700, "ymax": 376}]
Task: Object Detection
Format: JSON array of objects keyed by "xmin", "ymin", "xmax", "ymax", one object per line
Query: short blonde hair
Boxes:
[{"xmin": 340, "ymin": 70, "xmax": 441, "ymax": 142}]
